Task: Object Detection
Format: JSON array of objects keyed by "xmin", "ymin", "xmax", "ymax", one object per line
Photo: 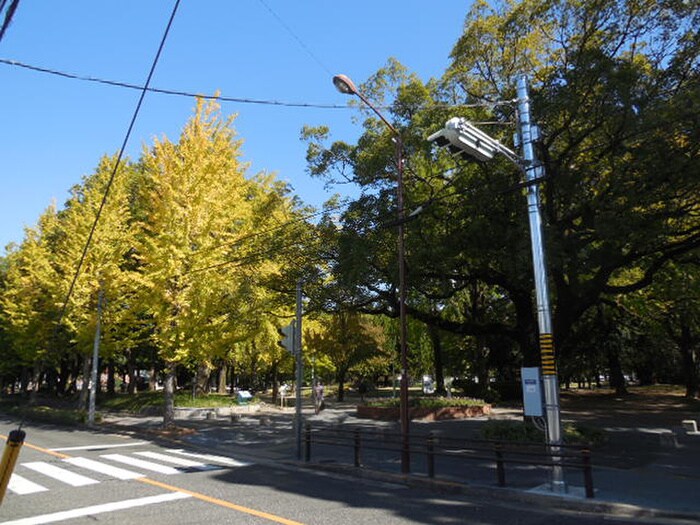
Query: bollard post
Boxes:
[
  {"xmin": 427, "ymin": 432, "xmax": 435, "ymax": 478},
  {"xmin": 582, "ymin": 448, "xmax": 594, "ymax": 498},
  {"xmin": 354, "ymin": 429, "xmax": 362, "ymax": 467},
  {"xmin": 0, "ymin": 429, "xmax": 26, "ymax": 504},
  {"xmin": 304, "ymin": 423, "xmax": 311, "ymax": 462},
  {"xmin": 495, "ymin": 442, "xmax": 505, "ymax": 487}
]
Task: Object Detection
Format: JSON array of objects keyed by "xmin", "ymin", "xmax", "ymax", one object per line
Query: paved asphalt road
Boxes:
[{"xmin": 0, "ymin": 419, "xmax": 654, "ymax": 525}]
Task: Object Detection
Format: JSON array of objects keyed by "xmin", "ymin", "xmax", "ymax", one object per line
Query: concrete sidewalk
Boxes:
[{"xmin": 101, "ymin": 402, "xmax": 700, "ymax": 522}]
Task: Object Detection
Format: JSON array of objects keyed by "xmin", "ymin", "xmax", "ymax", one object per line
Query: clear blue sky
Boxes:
[{"xmin": 0, "ymin": 0, "xmax": 471, "ymax": 253}]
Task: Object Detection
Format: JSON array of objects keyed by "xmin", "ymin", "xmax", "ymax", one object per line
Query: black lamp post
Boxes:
[{"xmin": 333, "ymin": 74, "xmax": 410, "ymax": 474}]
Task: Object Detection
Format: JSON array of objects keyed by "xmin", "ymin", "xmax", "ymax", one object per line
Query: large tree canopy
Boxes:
[{"xmin": 305, "ymin": 0, "xmax": 699, "ymax": 381}]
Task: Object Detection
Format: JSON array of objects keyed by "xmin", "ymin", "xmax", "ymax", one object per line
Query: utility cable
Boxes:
[
  {"xmin": 189, "ymin": 200, "xmax": 349, "ymax": 261},
  {"xmin": 0, "ymin": 57, "xmax": 346, "ymax": 109},
  {"xmin": 0, "ymin": 0, "xmax": 19, "ymax": 42},
  {"xmin": 0, "ymin": 58, "xmax": 512, "ymax": 111},
  {"xmin": 55, "ymin": 0, "xmax": 181, "ymax": 328},
  {"xmin": 255, "ymin": 0, "xmax": 332, "ymax": 76}
]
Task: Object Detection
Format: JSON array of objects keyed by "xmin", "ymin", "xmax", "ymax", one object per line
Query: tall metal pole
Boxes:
[
  {"xmin": 88, "ymin": 287, "xmax": 103, "ymax": 426},
  {"xmin": 294, "ymin": 279, "xmax": 303, "ymax": 461},
  {"xmin": 517, "ymin": 75, "xmax": 566, "ymax": 492},
  {"xmin": 332, "ymin": 74, "xmax": 410, "ymax": 474},
  {"xmin": 396, "ymin": 137, "xmax": 410, "ymax": 474}
]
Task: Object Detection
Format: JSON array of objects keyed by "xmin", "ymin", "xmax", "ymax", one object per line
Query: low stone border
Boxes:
[{"xmin": 356, "ymin": 404, "xmax": 491, "ymax": 421}]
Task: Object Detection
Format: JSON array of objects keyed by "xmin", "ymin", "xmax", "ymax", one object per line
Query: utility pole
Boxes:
[
  {"xmin": 88, "ymin": 287, "xmax": 103, "ymax": 426},
  {"xmin": 517, "ymin": 75, "xmax": 566, "ymax": 493},
  {"xmin": 427, "ymin": 75, "xmax": 567, "ymax": 494},
  {"xmin": 295, "ymin": 279, "xmax": 303, "ymax": 460}
]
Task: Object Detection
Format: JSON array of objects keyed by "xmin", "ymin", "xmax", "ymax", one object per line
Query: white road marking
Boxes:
[
  {"xmin": 134, "ymin": 451, "xmax": 207, "ymax": 468},
  {"xmin": 166, "ymin": 449, "xmax": 252, "ymax": 467},
  {"xmin": 100, "ymin": 454, "xmax": 180, "ymax": 475},
  {"xmin": 0, "ymin": 491, "xmax": 191, "ymax": 524},
  {"xmin": 62, "ymin": 457, "xmax": 142, "ymax": 479},
  {"xmin": 6, "ymin": 474, "xmax": 48, "ymax": 495},
  {"xmin": 21, "ymin": 462, "xmax": 98, "ymax": 487},
  {"xmin": 49, "ymin": 441, "xmax": 149, "ymax": 452}
]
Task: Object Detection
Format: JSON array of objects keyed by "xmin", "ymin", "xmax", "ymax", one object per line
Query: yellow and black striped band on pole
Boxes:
[{"xmin": 539, "ymin": 333, "xmax": 557, "ymax": 375}]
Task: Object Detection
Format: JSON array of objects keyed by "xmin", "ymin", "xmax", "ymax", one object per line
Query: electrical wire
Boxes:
[
  {"xmin": 0, "ymin": 57, "xmax": 347, "ymax": 109},
  {"xmin": 255, "ymin": 0, "xmax": 332, "ymax": 76},
  {"xmin": 55, "ymin": 0, "xmax": 181, "ymax": 328},
  {"xmin": 0, "ymin": 57, "xmax": 512, "ymax": 112},
  {"xmin": 0, "ymin": 0, "xmax": 19, "ymax": 42},
  {"xmin": 189, "ymin": 200, "xmax": 349, "ymax": 261}
]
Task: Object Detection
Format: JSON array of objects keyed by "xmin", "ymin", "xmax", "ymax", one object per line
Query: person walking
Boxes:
[{"xmin": 314, "ymin": 382, "xmax": 324, "ymax": 414}]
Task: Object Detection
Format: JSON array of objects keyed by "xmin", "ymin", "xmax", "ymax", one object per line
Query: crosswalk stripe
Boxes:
[
  {"xmin": 166, "ymin": 449, "xmax": 252, "ymax": 467},
  {"xmin": 63, "ymin": 457, "xmax": 143, "ymax": 479},
  {"xmin": 0, "ymin": 491, "xmax": 191, "ymax": 524},
  {"xmin": 50, "ymin": 441, "xmax": 150, "ymax": 452},
  {"xmin": 7, "ymin": 474, "xmax": 48, "ymax": 495},
  {"xmin": 100, "ymin": 454, "xmax": 180, "ymax": 475},
  {"xmin": 6, "ymin": 449, "xmax": 250, "ymax": 498},
  {"xmin": 134, "ymin": 451, "xmax": 207, "ymax": 468},
  {"xmin": 21, "ymin": 462, "xmax": 98, "ymax": 487}
]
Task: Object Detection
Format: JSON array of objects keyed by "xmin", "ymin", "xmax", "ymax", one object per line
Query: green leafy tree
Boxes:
[
  {"xmin": 306, "ymin": 312, "xmax": 387, "ymax": 401},
  {"xmin": 0, "ymin": 207, "xmax": 64, "ymax": 392},
  {"xmin": 304, "ymin": 0, "xmax": 700, "ymax": 386}
]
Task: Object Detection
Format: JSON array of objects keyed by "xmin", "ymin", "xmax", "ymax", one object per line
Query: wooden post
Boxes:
[
  {"xmin": 495, "ymin": 442, "xmax": 505, "ymax": 486},
  {"xmin": 427, "ymin": 432, "xmax": 435, "ymax": 478}
]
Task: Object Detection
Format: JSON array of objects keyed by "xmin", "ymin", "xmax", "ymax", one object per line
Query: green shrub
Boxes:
[
  {"xmin": 481, "ymin": 420, "xmax": 544, "ymax": 442},
  {"xmin": 480, "ymin": 420, "xmax": 607, "ymax": 446},
  {"xmin": 365, "ymin": 397, "xmax": 486, "ymax": 409},
  {"xmin": 100, "ymin": 392, "xmax": 245, "ymax": 412}
]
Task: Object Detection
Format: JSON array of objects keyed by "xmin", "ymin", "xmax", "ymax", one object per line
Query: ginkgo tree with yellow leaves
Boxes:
[
  {"xmin": 0, "ymin": 97, "xmax": 314, "ymax": 426},
  {"xmin": 135, "ymin": 98, "xmax": 308, "ymax": 427}
]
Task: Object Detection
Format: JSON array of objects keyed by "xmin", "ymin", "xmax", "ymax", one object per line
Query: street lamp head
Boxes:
[
  {"xmin": 333, "ymin": 74, "xmax": 358, "ymax": 96},
  {"xmin": 427, "ymin": 117, "xmax": 520, "ymax": 165}
]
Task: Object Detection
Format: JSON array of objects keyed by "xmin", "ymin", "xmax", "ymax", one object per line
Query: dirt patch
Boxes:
[
  {"xmin": 555, "ymin": 388, "xmax": 700, "ymax": 469},
  {"xmin": 145, "ymin": 426, "xmax": 198, "ymax": 439},
  {"xmin": 560, "ymin": 387, "xmax": 700, "ymax": 428}
]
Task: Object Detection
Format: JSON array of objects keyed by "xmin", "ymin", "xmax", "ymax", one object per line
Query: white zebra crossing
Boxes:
[
  {"xmin": 134, "ymin": 451, "xmax": 207, "ymax": 468},
  {"xmin": 6, "ymin": 449, "xmax": 248, "ymax": 496},
  {"xmin": 6, "ymin": 474, "xmax": 47, "ymax": 495},
  {"xmin": 21, "ymin": 462, "xmax": 98, "ymax": 486},
  {"xmin": 63, "ymin": 456, "xmax": 142, "ymax": 480},
  {"xmin": 100, "ymin": 454, "xmax": 180, "ymax": 475}
]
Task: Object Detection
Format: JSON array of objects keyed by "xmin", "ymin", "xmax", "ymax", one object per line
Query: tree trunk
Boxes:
[
  {"xmin": 106, "ymin": 360, "xmax": 116, "ymax": 395},
  {"xmin": 195, "ymin": 363, "xmax": 211, "ymax": 397},
  {"xmin": 271, "ymin": 361, "xmax": 279, "ymax": 403},
  {"xmin": 428, "ymin": 326, "xmax": 446, "ymax": 395},
  {"xmin": 607, "ymin": 346, "xmax": 627, "ymax": 396},
  {"xmin": 148, "ymin": 365, "xmax": 157, "ymax": 391},
  {"xmin": 79, "ymin": 355, "xmax": 91, "ymax": 409},
  {"xmin": 127, "ymin": 361, "xmax": 137, "ymax": 395},
  {"xmin": 218, "ymin": 363, "xmax": 228, "ymax": 394},
  {"xmin": 337, "ymin": 370, "xmax": 346, "ymax": 401},
  {"xmin": 29, "ymin": 365, "xmax": 42, "ymax": 405},
  {"xmin": 679, "ymin": 325, "xmax": 699, "ymax": 399},
  {"xmin": 163, "ymin": 363, "xmax": 176, "ymax": 428}
]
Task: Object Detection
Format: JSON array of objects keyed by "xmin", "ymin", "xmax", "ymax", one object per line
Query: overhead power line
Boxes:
[
  {"xmin": 255, "ymin": 0, "xmax": 332, "ymax": 76},
  {"xmin": 56, "ymin": 0, "xmax": 181, "ymax": 327},
  {"xmin": 0, "ymin": 57, "xmax": 347, "ymax": 109},
  {"xmin": 0, "ymin": 0, "xmax": 19, "ymax": 42},
  {"xmin": 0, "ymin": 57, "xmax": 510, "ymax": 111}
]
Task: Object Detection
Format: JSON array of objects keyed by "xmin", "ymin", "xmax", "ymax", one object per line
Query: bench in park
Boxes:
[{"xmin": 682, "ymin": 420, "xmax": 700, "ymax": 435}]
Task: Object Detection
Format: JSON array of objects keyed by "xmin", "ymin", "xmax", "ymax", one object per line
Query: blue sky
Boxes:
[{"xmin": 0, "ymin": 0, "xmax": 471, "ymax": 253}]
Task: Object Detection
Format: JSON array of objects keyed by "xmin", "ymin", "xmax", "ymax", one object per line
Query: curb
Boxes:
[
  {"xmin": 293, "ymin": 461, "xmax": 700, "ymax": 523},
  {"xmin": 97, "ymin": 415, "xmax": 700, "ymax": 523}
]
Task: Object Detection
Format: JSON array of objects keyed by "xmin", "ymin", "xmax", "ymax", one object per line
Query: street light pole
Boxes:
[
  {"xmin": 333, "ymin": 74, "xmax": 410, "ymax": 474},
  {"xmin": 517, "ymin": 75, "xmax": 565, "ymax": 492},
  {"xmin": 427, "ymin": 75, "xmax": 566, "ymax": 492}
]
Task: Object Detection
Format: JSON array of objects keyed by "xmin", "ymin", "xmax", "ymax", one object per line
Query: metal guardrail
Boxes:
[{"xmin": 304, "ymin": 424, "xmax": 594, "ymax": 498}]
